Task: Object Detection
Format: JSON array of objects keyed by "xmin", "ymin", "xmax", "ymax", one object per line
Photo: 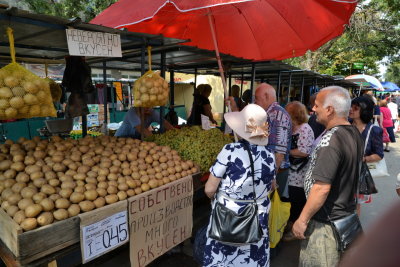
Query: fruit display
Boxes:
[
  {"xmin": 146, "ymin": 126, "xmax": 233, "ymax": 173},
  {"xmin": 0, "ymin": 135, "xmax": 197, "ymax": 232},
  {"xmin": 0, "ymin": 63, "xmax": 57, "ymax": 120},
  {"xmin": 133, "ymin": 70, "xmax": 169, "ymax": 107},
  {"xmin": 69, "ymin": 130, "xmax": 102, "ymax": 139}
]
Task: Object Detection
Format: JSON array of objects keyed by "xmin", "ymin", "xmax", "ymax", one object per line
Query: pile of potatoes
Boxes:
[
  {"xmin": 0, "ymin": 135, "xmax": 198, "ymax": 232},
  {"xmin": 0, "ymin": 63, "xmax": 56, "ymax": 120}
]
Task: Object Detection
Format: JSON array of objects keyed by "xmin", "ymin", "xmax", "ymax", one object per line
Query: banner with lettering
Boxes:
[
  {"xmin": 66, "ymin": 29, "xmax": 122, "ymax": 57},
  {"xmin": 129, "ymin": 175, "xmax": 193, "ymax": 267}
]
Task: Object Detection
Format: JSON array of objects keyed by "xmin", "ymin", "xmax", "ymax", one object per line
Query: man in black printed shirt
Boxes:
[{"xmin": 292, "ymin": 86, "xmax": 364, "ymax": 267}]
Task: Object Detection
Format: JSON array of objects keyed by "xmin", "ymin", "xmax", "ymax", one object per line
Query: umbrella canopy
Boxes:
[
  {"xmin": 381, "ymin": 81, "xmax": 400, "ymax": 92},
  {"xmin": 91, "ymin": 0, "xmax": 357, "ymax": 61},
  {"xmin": 345, "ymin": 74, "xmax": 384, "ymax": 91}
]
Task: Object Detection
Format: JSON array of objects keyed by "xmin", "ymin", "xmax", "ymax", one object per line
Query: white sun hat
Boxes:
[{"xmin": 224, "ymin": 104, "xmax": 269, "ymax": 146}]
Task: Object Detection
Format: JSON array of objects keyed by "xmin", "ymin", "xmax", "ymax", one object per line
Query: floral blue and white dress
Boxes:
[{"xmin": 203, "ymin": 140, "xmax": 276, "ymax": 267}]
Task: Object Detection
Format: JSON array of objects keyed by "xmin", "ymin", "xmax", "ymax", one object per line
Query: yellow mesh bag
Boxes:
[
  {"xmin": 44, "ymin": 63, "xmax": 62, "ymax": 102},
  {"xmin": 0, "ymin": 28, "xmax": 57, "ymax": 120},
  {"xmin": 133, "ymin": 47, "xmax": 169, "ymax": 107}
]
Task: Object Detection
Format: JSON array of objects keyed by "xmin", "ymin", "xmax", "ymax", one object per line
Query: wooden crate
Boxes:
[{"xmin": 0, "ymin": 208, "xmax": 80, "ymax": 265}]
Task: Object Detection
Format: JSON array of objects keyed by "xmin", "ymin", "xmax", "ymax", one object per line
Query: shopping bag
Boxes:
[
  {"xmin": 368, "ymin": 159, "xmax": 390, "ymax": 177},
  {"xmin": 382, "ymin": 128, "xmax": 390, "ymax": 143},
  {"xmin": 268, "ymin": 190, "xmax": 291, "ymax": 248}
]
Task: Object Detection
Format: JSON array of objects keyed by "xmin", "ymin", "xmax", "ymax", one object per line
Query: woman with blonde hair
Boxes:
[{"xmin": 282, "ymin": 101, "xmax": 314, "ymax": 241}]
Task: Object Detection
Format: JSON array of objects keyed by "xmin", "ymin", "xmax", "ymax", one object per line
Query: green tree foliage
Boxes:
[
  {"xmin": 285, "ymin": 0, "xmax": 400, "ymax": 78},
  {"xmin": 21, "ymin": 0, "xmax": 117, "ymax": 21},
  {"xmin": 384, "ymin": 62, "xmax": 400, "ymax": 85}
]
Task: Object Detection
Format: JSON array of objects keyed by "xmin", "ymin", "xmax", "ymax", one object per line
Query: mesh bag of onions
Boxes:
[{"xmin": 133, "ymin": 70, "xmax": 169, "ymax": 107}]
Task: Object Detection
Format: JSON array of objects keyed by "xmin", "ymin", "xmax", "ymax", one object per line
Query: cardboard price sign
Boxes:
[
  {"xmin": 80, "ymin": 201, "xmax": 128, "ymax": 263},
  {"xmin": 66, "ymin": 29, "xmax": 122, "ymax": 57},
  {"xmin": 129, "ymin": 175, "xmax": 194, "ymax": 267}
]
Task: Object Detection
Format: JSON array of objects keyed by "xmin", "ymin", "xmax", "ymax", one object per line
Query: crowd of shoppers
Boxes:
[{"xmin": 202, "ymin": 84, "xmax": 397, "ymax": 267}]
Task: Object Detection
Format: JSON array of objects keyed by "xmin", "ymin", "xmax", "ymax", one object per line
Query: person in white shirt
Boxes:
[{"xmin": 387, "ymin": 97, "xmax": 398, "ymax": 131}]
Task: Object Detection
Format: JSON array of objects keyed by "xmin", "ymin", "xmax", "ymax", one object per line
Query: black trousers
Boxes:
[{"xmin": 288, "ymin": 185, "xmax": 307, "ymax": 223}]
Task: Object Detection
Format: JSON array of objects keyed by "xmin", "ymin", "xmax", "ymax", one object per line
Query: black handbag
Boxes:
[
  {"xmin": 329, "ymin": 213, "xmax": 363, "ymax": 252},
  {"xmin": 359, "ymin": 162, "xmax": 378, "ymax": 195},
  {"xmin": 208, "ymin": 142, "xmax": 263, "ymax": 246},
  {"xmin": 359, "ymin": 125, "xmax": 378, "ymax": 195}
]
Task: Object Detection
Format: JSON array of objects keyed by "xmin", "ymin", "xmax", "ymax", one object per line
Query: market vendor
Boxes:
[{"xmin": 115, "ymin": 107, "xmax": 174, "ymax": 138}]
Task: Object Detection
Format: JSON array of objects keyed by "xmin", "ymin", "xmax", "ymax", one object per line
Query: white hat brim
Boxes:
[{"xmin": 224, "ymin": 110, "xmax": 269, "ymax": 146}]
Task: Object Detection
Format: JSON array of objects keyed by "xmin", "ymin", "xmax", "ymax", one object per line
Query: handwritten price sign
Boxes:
[{"xmin": 81, "ymin": 211, "xmax": 129, "ymax": 263}]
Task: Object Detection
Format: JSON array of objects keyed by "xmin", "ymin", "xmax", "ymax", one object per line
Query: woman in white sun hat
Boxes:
[{"xmin": 203, "ymin": 104, "xmax": 276, "ymax": 267}]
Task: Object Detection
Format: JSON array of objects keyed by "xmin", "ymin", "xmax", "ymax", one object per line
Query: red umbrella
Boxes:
[
  {"xmin": 91, "ymin": 0, "xmax": 356, "ymax": 61},
  {"xmin": 91, "ymin": 0, "xmax": 356, "ymax": 115}
]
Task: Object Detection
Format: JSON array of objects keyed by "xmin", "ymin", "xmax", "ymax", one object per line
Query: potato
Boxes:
[
  {"xmin": 45, "ymin": 171, "xmax": 57, "ymax": 180},
  {"xmin": 74, "ymin": 186, "xmax": 85, "ymax": 194},
  {"xmin": 33, "ymin": 178, "xmax": 46, "ymax": 188},
  {"xmin": 30, "ymin": 171, "xmax": 44, "ymax": 180},
  {"xmin": 13, "ymin": 210, "xmax": 26, "ymax": 224},
  {"xmin": 117, "ymin": 191, "xmax": 127, "ymax": 201},
  {"xmin": 118, "ymin": 183, "xmax": 129, "ymax": 191},
  {"xmin": 49, "ymin": 194, "xmax": 61, "ymax": 201},
  {"xmin": 37, "ymin": 212, "xmax": 54, "ymax": 226},
  {"xmin": 48, "ymin": 179, "xmax": 60, "ymax": 187},
  {"xmin": 55, "ymin": 198, "xmax": 70, "ymax": 209},
  {"xmin": 53, "ymin": 163, "xmax": 66, "ymax": 172},
  {"xmin": 21, "ymin": 218, "xmax": 38, "ymax": 231},
  {"xmin": 105, "ymin": 194, "xmax": 118, "ymax": 204},
  {"xmin": 10, "ymin": 162, "xmax": 25, "ymax": 172},
  {"xmin": 25, "ymin": 165, "xmax": 41, "ymax": 175},
  {"xmin": 67, "ymin": 204, "xmax": 80, "ymax": 217},
  {"xmin": 61, "ymin": 181, "xmax": 76, "ymax": 190},
  {"xmin": 77, "ymin": 165, "xmax": 90, "ymax": 174},
  {"xmin": 0, "ymin": 160, "xmax": 12, "ymax": 171},
  {"xmin": 40, "ymin": 198, "xmax": 55, "ymax": 212},
  {"xmin": 4, "ymin": 169, "xmax": 17, "ymax": 180},
  {"xmin": 11, "ymin": 182, "xmax": 26, "ymax": 194},
  {"xmin": 79, "ymin": 201, "xmax": 95, "ymax": 212},
  {"xmin": 40, "ymin": 184, "xmax": 55, "ymax": 195},
  {"xmin": 70, "ymin": 192, "xmax": 84, "ymax": 204},
  {"xmin": 127, "ymin": 189, "xmax": 135, "ymax": 197},
  {"xmin": 7, "ymin": 193, "xmax": 22, "ymax": 205},
  {"xmin": 18, "ymin": 198, "xmax": 34, "ymax": 210},
  {"xmin": 59, "ymin": 188, "xmax": 73, "ymax": 199},
  {"xmin": 74, "ymin": 173, "xmax": 86, "ymax": 181},
  {"xmin": 107, "ymin": 186, "xmax": 118, "ymax": 194},
  {"xmin": 84, "ymin": 190, "xmax": 98, "ymax": 201},
  {"xmin": 6, "ymin": 205, "xmax": 19, "ymax": 217},
  {"xmin": 53, "ymin": 209, "xmax": 68, "ymax": 221},
  {"xmin": 32, "ymin": 192, "xmax": 46, "ymax": 203},
  {"xmin": 93, "ymin": 197, "xmax": 105, "ymax": 208},
  {"xmin": 134, "ymin": 187, "xmax": 143, "ymax": 195},
  {"xmin": 25, "ymin": 204, "xmax": 43, "ymax": 218},
  {"xmin": 19, "ymin": 186, "xmax": 35, "ymax": 199},
  {"xmin": 96, "ymin": 188, "xmax": 107, "ymax": 197}
]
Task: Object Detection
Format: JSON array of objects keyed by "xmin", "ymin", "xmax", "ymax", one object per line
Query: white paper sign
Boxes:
[
  {"xmin": 201, "ymin": 114, "xmax": 210, "ymax": 130},
  {"xmin": 66, "ymin": 29, "xmax": 122, "ymax": 57},
  {"xmin": 81, "ymin": 211, "xmax": 128, "ymax": 262}
]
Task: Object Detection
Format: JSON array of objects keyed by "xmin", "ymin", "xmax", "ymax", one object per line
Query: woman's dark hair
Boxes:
[
  {"xmin": 351, "ymin": 96, "xmax": 374, "ymax": 124},
  {"xmin": 242, "ymin": 89, "xmax": 252, "ymax": 104}
]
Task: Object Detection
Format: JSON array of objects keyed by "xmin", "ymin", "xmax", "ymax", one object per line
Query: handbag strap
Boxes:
[
  {"xmin": 243, "ymin": 142, "xmax": 257, "ymax": 203},
  {"xmin": 364, "ymin": 124, "xmax": 375, "ymax": 155}
]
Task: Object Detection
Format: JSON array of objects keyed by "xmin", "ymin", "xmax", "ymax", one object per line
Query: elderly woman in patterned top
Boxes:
[
  {"xmin": 282, "ymin": 101, "xmax": 314, "ymax": 242},
  {"xmin": 203, "ymin": 104, "xmax": 276, "ymax": 267}
]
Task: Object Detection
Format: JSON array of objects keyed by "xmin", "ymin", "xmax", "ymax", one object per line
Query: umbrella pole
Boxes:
[{"xmin": 207, "ymin": 10, "xmax": 238, "ymax": 142}]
